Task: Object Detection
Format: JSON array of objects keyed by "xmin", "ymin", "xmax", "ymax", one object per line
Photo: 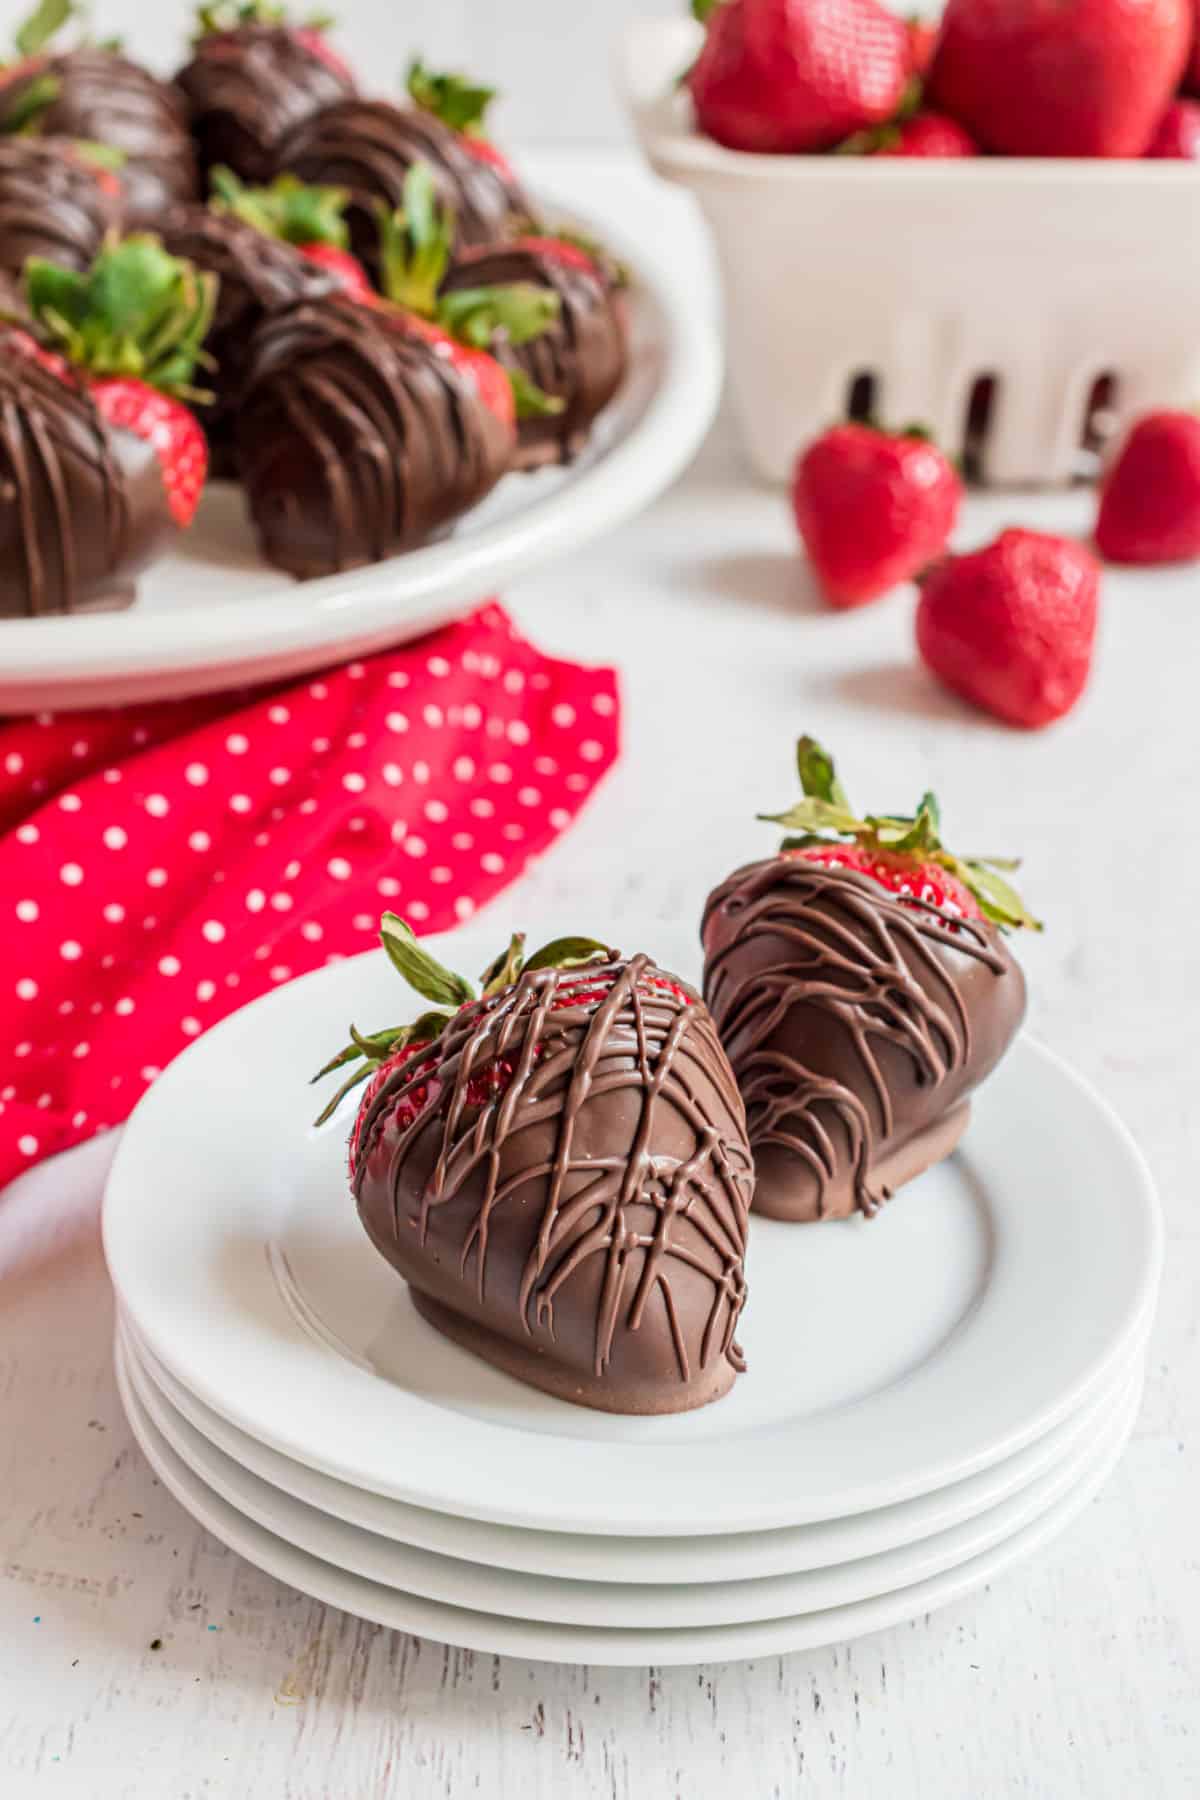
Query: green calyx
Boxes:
[
  {"xmin": 691, "ymin": 0, "xmax": 724, "ymax": 21},
  {"xmin": 312, "ymin": 911, "xmax": 611, "ymax": 1125},
  {"xmin": 0, "ymin": 69, "xmax": 61, "ymax": 133},
  {"xmin": 194, "ymin": 2, "xmax": 332, "ymax": 37},
  {"xmin": 406, "ymin": 57, "xmax": 495, "ymax": 136},
  {"xmin": 24, "ymin": 233, "xmax": 217, "ymax": 399},
  {"xmin": 210, "ymin": 165, "xmax": 349, "ymax": 249},
  {"xmin": 438, "ymin": 281, "xmax": 560, "ymax": 350},
  {"xmin": 757, "ymin": 735, "xmax": 1041, "ymax": 932},
  {"xmin": 13, "ymin": 0, "xmax": 73, "ymax": 58}
]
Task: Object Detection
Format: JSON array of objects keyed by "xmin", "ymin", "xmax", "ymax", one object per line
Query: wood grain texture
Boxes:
[{"xmin": 1, "ymin": 158, "xmax": 1198, "ymax": 1799}]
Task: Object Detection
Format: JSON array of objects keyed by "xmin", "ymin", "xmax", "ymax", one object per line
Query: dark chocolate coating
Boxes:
[
  {"xmin": 0, "ymin": 51, "xmax": 197, "ymax": 227},
  {"xmin": 442, "ymin": 242, "xmax": 628, "ymax": 469},
  {"xmin": 0, "ymin": 330, "xmax": 176, "ymax": 618},
  {"xmin": 158, "ymin": 203, "xmax": 337, "ymax": 476},
  {"xmin": 702, "ymin": 859, "xmax": 1027, "ymax": 1223},
  {"xmin": 0, "ymin": 137, "xmax": 120, "ymax": 287},
  {"xmin": 272, "ymin": 99, "xmax": 528, "ymax": 274},
  {"xmin": 352, "ymin": 955, "xmax": 753, "ymax": 1414},
  {"xmin": 234, "ymin": 293, "xmax": 514, "ymax": 579},
  {"xmin": 175, "ymin": 25, "xmax": 354, "ymax": 188}
]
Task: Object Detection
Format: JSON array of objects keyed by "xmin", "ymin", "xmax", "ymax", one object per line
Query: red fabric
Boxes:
[{"xmin": 0, "ymin": 602, "xmax": 619, "ymax": 1186}]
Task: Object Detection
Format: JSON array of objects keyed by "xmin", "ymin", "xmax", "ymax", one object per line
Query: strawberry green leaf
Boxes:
[
  {"xmin": 14, "ymin": 0, "xmax": 72, "ymax": 58},
  {"xmin": 955, "ymin": 859, "xmax": 1043, "ymax": 932},
  {"xmin": 758, "ymin": 797, "xmax": 863, "ymax": 837},
  {"xmin": 312, "ymin": 1060, "xmax": 376, "ymax": 1128},
  {"xmin": 379, "ymin": 912, "xmax": 475, "ymax": 1008},
  {"xmin": 406, "ymin": 57, "xmax": 496, "ymax": 135},
  {"xmin": 311, "ymin": 1023, "xmax": 408, "ymax": 1082},
  {"xmin": 796, "ymin": 735, "xmax": 850, "ymax": 809},
  {"xmin": 479, "ymin": 932, "xmax": 526, "ymax": 996},
  {"xmin": 210, "ymin": 165, "xmax": 350, "ymax": 249},
  {"xmin": 376, "ymin": 164, "xmax": 452, "ymax": 316},
  {"xmin": 524, "ymin": 936, "xmax": 610, "ymax": 973},
  {"xmin": 508, "ymin": 367, "xmax": 565, "ymax": 420},
  {"xmin": 691, "ymin": 0, "xmax": 724, "ymax": 19},
  {"xmin": 1, "ymin": 70, "xmax": 62, "ymax": 134},
  {"xmin": 437, "ymin": 281, "xmax": 560, "ymax": 350}
]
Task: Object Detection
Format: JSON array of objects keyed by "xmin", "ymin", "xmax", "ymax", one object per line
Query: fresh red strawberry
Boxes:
[
  {"xmin": 406, "ymin": 58, "xmax": 517, "ymax": 181},
  {"xmin": 916, "ymin": 530, "xmax": 1100, "ymax": 729},
  {"xmin": 905, "ymin": 15, "xmax": 939, "ymax": 77},
  {"xmin": 792, "ymin": 421, "xmax": 962, "ymax": 609},
  {"xmin": 22, "ymin": 234, "xmax": 216, "ymax": 527},
  {"xmin": 875, "ymin": 111, "xmax": 977, "ymax": 155},
  {"xmin": 1187, "ymin": 6, "xmax": 1200, "ymax": 92},
  {"xmin": 688, "ymin": 0, "xmax": 910, "ymax": 154},
  {"xmin": 1146, "ymin": 98, "xmax": 1200, "ymax": 157},
  {"xmin": 209, "ymin": 166, "xmax": 375, "ymax": 298},
  {"xmin": 1095, "ymin": 411, "xmax": 1200, "ymax": 564},
  {"xmin": 760, "ymin": 733, "xmax": 1040, "ymax": 929},
  {"xmin": 929, "ymin": 0, "xmax": 1191, "ymax": 157}
]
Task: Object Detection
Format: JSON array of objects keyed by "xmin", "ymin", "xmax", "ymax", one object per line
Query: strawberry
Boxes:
[
  {"xmin": 209, "ymin": 165, "xmax": 374, "ymax": 299},
  {"xmin": 873, "ymin": 112, "xmax": 977, "ymax": 155},
  {"xmin": 1146, "ymin": 98, "xmax": 1200, "ymax": 157},
  {"xmin": 21, "ymin": 234, "xmax": 216, "ymax": 527},
  {"xmin": 916, "ymin": 529, "xmax": 1100, "ymax": 730},
  {"xmin": 1094, "ymin": 411, "xmax": 1200, "ymax": 565},
  {"xmin": 688, "ymin": 0, "xmax": 910, "ymax": 155},
  {"xmin": 759, "ymin": 734, "xmax": 1040, "ymax": 930},
  {"xmin": 193, "ymin": 2, "xmax": 353, "ymax": 84},
  {"xmin": 312, "ymin": 915, "xmax": 635, "ymax": 1170},
  {"xmin": 405, "ymin": 58, "xmax": 517, "ymax": 182},
  {"xmin": 905, "ymin": 15, "xmax": 939, "ymax": 78},
  {"xmin": 1187, "ymin": 6, "xmax": 1200, "ymax": 93},
  {"xmin": 792, "ymin": 421, "xmax": 962, "ymax": 609},
  {"xmin": 928, "ymin": 0, "xmax": 1191, "ymax": 158}
]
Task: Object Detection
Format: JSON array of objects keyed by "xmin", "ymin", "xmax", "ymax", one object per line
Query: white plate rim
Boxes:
[
  {"xmin": 117, "ymin": 1327, "xmax": 1141, "ymax": 1629},
  {"xmin": 115, "ymin": 1340, "xmax": 1138, "ymax": 1667},
  {"xmin": 120, "ymin": 1309, "xmax": 1150, "ymax": 1586}
]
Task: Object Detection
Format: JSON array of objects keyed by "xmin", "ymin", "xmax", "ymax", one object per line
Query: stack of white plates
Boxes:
[{"xmin": 103, "ymin": 919, "xmax": 1162, "ymax": 1667}]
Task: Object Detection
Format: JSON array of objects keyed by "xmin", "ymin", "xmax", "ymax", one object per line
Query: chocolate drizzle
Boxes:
[
  {"xmin": 442, "ymin": 242, "xmax": 628, "ymax": 469},
  {"xmin": 702, "ymin": 859, "xmax": 1025, "ymax": 1223},
  {"xmin": 0, "ymin": 51, "xmax": 198, "ymax": 226},
  {"xmin": 353, "ymin": 955, "xmax": 753, "ymax": 1414},
  {"xmin": 0, "ymin": 330, "xmax": 176, "ymax": 618},
  {"xmin": 159, "ymin": 203, "xmax": 337, "ymax": 475},
  {"xmin": 175, "ymin": 25, "xmax": 355, "ymax": 187},
  {"xmin": 272, "ymin": 100, "xmax": 528, "ymax": 271},
  {"xmin": 0, "ymin": 138, "xmax": 120, "ymax": 286},
  {"xmin": 234, "ymin": 293, "xmax": 513, "ymax": 578}
]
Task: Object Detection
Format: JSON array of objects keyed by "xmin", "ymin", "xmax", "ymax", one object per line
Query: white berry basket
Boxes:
[{"xmin": 620, "ymin": 17, "xmax": 1200, "ymax": 488}]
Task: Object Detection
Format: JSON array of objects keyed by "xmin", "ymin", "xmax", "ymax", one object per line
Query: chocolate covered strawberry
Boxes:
[
  {"xmin": 792, "ymin": 421, "xmax": 962, "ymax": 608},
  {"xmin": 175, "ymin": 1, "xmax": 355, "ymax": 186},
  {"xmin": 702, "ymin": 735, "xmax": 1035, "ymax": 1223},
  {"xmin": 929, "ymin": 0, "xmax": 1191, "ymax": 157},
  {"xmin": 1095, "ymin": 412, "xmax": 1200, "ymax": 564},
  {"xmin": 406, "ymin": 58, "xmax": 519, "ymax": 186},
  {"xmin": 916, "ymin": 529, "xmax": 1100, "ymax": 728},
  {"xmin": 1, "ymin": 235, "xmax": 215, "ymax": 616},
  {"xmin": 0, "ymin": 136, "xmax": 121, "ymax": 293},
  {"xmin": 209, "ymin": 165, "xmax": 373, "ymax": 298},
  {"xmin": 315, "ymin": 914, "xmax": 753, "ymax": 1415},
  {"xmin": 688, "ymin": 0, "xmax": 910, "ymax": 154}
]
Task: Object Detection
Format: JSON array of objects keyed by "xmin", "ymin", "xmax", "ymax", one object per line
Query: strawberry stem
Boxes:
[
  {"xmin": 210, "ymin": 166, "xmax": 351, "ymax": 249},
  {"xmin": 406, "ymin": 57, "xmax": 496, "ymax": 137}
]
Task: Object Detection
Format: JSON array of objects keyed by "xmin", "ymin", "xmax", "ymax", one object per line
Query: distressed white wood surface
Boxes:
[{"xmin": 2, "ymin": 157, "xmax": 1198, "ymax": 1798}]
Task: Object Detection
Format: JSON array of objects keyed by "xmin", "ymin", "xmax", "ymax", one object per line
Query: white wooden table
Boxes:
[{"xmin": 1, "ymin": 158, "xmax": 1197, "ymax": 1798}]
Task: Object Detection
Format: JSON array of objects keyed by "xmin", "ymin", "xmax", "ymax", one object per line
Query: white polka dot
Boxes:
[
  {"xmin": 268, "ymin": 705, "xmax": 290, "ymax": 724},
  {"xmin": 188, "ymin": 831, "xmax": 211, "ymax": 852},
  {"xmin": 427, "ymin": 655, "xmax": 451, "ymax": 677},
  {"xmin": 423, "ymin": 703, "xmax": 444, "ymax": 728},
  {"xmin": 390, "ymin": 820, "xmax": 407, "ymax": 845},
  {"xmin": 226, "ymin": 733, "xmax": 249, "ymax": 755},
  {"xmin": 309, "ymin": 682, "xmax": 328, "ymax": 700},
  {"xmin": 246, "ymin": 889, "xmax": 266, "ymax": 913},
  {"xmin": 102, "ymin": 768, "xmax": 121, "ymax": 785},
  {"xmin": 230, "ymin": 794, "xmax": 252, "ymax": 814},
  {"xmin": 327, "ymin": 857, "xmax": 352, "ymax": 881},
  {"xmin": 16, "ymin": 900, "xmax": 38, "ymax": 923},
  {"xmin": 144, "ymin": 793, "xmax": 170, "ymax": 817},
  {"xmin": 506, "ymin": 720, "xmax": 531, "ymax": 745},
  {"xmin": 454, "ymin": 896, "xmax": 475, "ymax": 920},
  {"xmin": 386, "ymin": 712, "xmax": 410, "ymax": 735},
  {"xmin": 502, "ymin": 670, "xmax": 525, "ymax": 694},
  {"xmin": 140, "ymin": 1067, "xmax": 160, "ymax": 1083},
  {"xmin": 408, "ymin": 900, "xmax": 429, "ymax": 922},
  {"xmin": 424, "ymin": 799, "xmax": 449, "ymax": 823},
  {"xmin": 343, "ymin": 772, "xmax": 366, "ymax": 793},
  {"xmin": 517, "ymin": 787, "xmax": 541, "ymax": 807},
  {"xmin": 592, "ymin": 692, "xmax": 616, "ymax": 716},
  {"xmin": 347, "ymin": 662, "xmax": 365, "ymax": 680},
  {"xmin": 196, "ymin": 979, "xmax": 216, "ymax": 1002},
  {"xmin": 481, "ymin": 852, "xmax": 505, "ymax": 874},
  {"xmin": 16, "ymin": 824, "xmax": 38, "ymax": 844},
  {"xmin": 72, "ymin": 1042, "xmax": 89, "ymax": 1059},
  {"xmin": 346, "ymin": 731, "xmax": 367, "ymax": 750},
  {"xmin": 312, "ymin": 737, "xmax": 330, "ymax": 754},
  {"xmin": 201, "ymin": 921, "xmax": 225, "ymax": 943},
  {"xmin": 4, "ymin": 751, "xmax": 23, "ymax": 774},
  {"xmin": 580, "ymin": 740, "xmax": 604, "ymax": 763},
  {"xmin": 103, "ymin": 902, "xmax": 125, "ymax": 924},
  {"xmin": 181, "ymin": 1017, "xmax": 201, "ymax": 1037},
  {"xmin": 453, "ymin": 756, "xmax": 475, "ymax": 781},
  {"xmin": 185, "ymin": 762, "xmax": 209, "ymax": 787},
  {"xmin": 353, "ymin": 912, "xmax": 374, "ymax": 930},
  {"xmin": 36, "ymin": 1094, "xmax": 52, "ymax": 1109},
  {"xmin": 549, "ymin": 808, "xmax": 571, "ymax": 829},
  {"xmin": 72, "ymin": 739, "xmax": 89, "ymax": 758},
  {"xmin": 451, "ymin": 831, "xmax": 474, "ymax": 851},
  {"xmin": 58, "ymin": 792, "xmax": 81, "ymax": 812},
  {"xmin": 16, "ymin": 978, "xmax": 37, "ymax": 1000},
  {"xmin": 269, "ymin": 965, "xmax": 291, "ymax": 983},
  {"xmin": 387, "ymin": 670, "xmax": 410, "ymax": 689},
  {"xmin": 566, "ymin": 773, "xmax": 588, "ymax": 793},
  {"xmin": 268, "ymin": 767, "xmax": 291, "ymax": 786},
  {"xmin": 488, "ymin": 763, "xmax": 512, "ymax": 784},
  {"xmin": 382, "ymin": 763, "xmax": 403, "ymax": 787},
  {"xmin": 502, "ymin": 823, "xmax": 525, "ymax": 842},
  {"xmin": 60, "ymin": 940, "xmax": 82, "ymax": 961},
  {"xmin": 300, "ymin": 921, "xmax": 324, "ymax": 942},
  {"xmin": 552, "ymin": 703, "xmax": 576, "ymax": 727},
  {"xmin": 58, "ymin": 1001, "xmax": 74, "ymax": 1015},
  {"xmin": 534, "ymin": 755, "xmax": 558, "ymax": 776},
  {"xmin": 146, "ymin": 868, "xmax": 168, "ymax": 888},
  {"xmin": 115, "ymin": 997, "xmax": 135, "ymax": 1016},
  {"xmin": 377, "ymin": 877, "xmax": 401, "ymax": 897},
  {"xmin": 253, "ymin": 832, "xmax": 270, "ymax": 848},
  {"xmin": 270, "ymin": 893, "xmax": 293, "ymax": 912},
  {"xmin": 402, "ymin": 836, "xmax": 427, "ymax": 858},
  {"xmin": 158, "ymin": 955, "xmax": 181, "ymax": 976},
  {"xmin": 429, "ymin": 866, "xmax": 452, "ymax": 885},
  {"xmin": 412, "ymin": 762, "xmax": 430, "ymax": 785},
  {"xmin": 59, "ymin": 862, "xmax": 84, "ymax": 886},
  {"xmin": 17, "ymin": 1135, "xmax": 38, "ymax": 1157},
  {"xmin": 470, "ymin": 797, "xmax": 495, "ymax": 819},
  {"xmin": 462, "ymin": 702, "xmax": 482, "ymax": 729},
  {"xmin": 102, "ymin": 826, "xmax": 127, "ymax": 850}
]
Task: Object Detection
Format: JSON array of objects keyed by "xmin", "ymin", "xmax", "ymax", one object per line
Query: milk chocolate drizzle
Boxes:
[
  {"xmin": 175, "ymin": 25, "xmax": 355, "ymax": 186},
  {"xmin": 702, "ymin": 860, "xmax": 1014, "ymax": 1220},
  {"xmin": 353, "ymin": 956, "xmax": 752, "ymax": 1389},
  {"xmin": 235, "ymin": 294, "xmax": 513, "ymax": 577}
]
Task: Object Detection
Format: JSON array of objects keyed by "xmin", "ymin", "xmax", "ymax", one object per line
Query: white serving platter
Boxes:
[
  {"xmin": 0, "ymin": 181, "xmax": 721, "ymax": 714},
  {"xmin": 102, "ymin": 915, "xmax": 1163, "ymax": 1538}
]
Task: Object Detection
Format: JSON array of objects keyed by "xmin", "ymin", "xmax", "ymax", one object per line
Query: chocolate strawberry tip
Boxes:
[{"xmin": 760, "ymin": 735, "xmax": 1041, "ymax": 933}]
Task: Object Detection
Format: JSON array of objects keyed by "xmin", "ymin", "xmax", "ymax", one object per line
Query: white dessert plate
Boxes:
[
  {"xmin": 0, "ymin": 172, "xmax": 721, "ymax": 714},
  {"xmin": 102, "ymin": 914, "xmax": 1163, "ymax": 1537},
  {"xmin": 115, "ymin": 1340, "xmax": 1139, "ymax": 1666},
  {"xmin": 118, "ymin": 1327, "xmax": 1140, "ymax": 1629},
  {"xmin": 122, "ymin": 1310, "xmax": 1148, "ymax": 1587}
]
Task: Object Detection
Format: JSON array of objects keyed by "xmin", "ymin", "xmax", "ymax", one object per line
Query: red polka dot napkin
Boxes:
[{"xmin": 0, "ymin": 603, "xmax": 619, "ymax": 1186}]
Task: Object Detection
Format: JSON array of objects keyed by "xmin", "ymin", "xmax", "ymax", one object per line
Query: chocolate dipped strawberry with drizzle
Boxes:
[
  {"xmin": 0, "ymin": 135, "xmax": 121, "ymax": 299},
  {"xmin": 175, "ymin": 1, "xmax": 355, "ymax": 187},
  {"xmin": 314, "ymin": 916, "xmax": 753, "ymax": 1415},
  {"xmin": 0, "ymin": 234, "xmax": 215, "ymax": 618},
  {"xmin": 702, "ymin": 737, "xmax": 1036, "ymax": 1224}
]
